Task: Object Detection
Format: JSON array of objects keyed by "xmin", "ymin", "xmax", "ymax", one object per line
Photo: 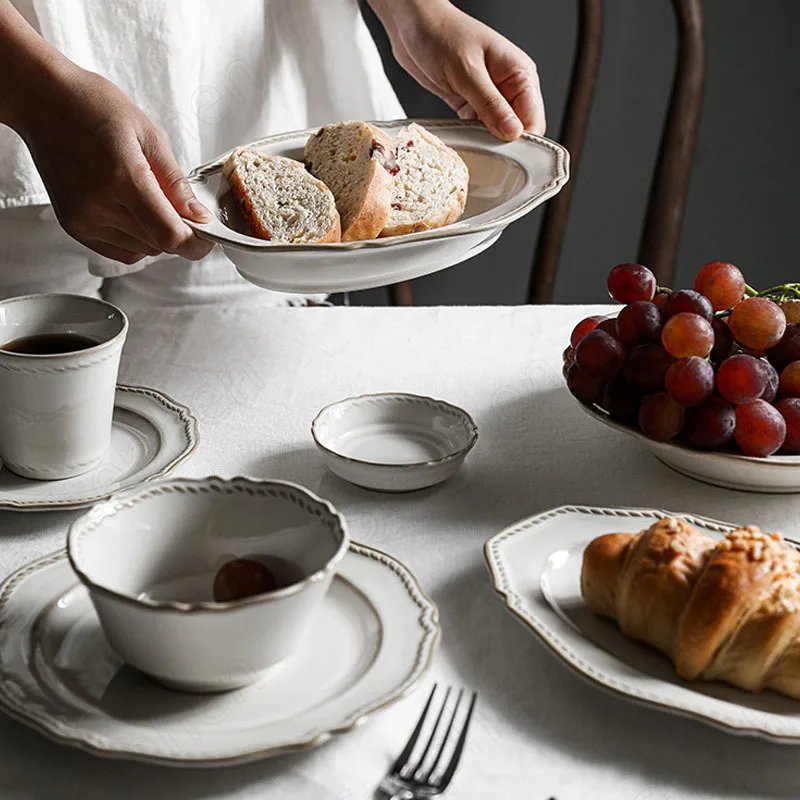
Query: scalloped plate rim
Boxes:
[
  {"xmin": 0, "ymin": 542, "xmax": 440, "ymax": 766},
  {"xmin": 484, "ymin": 504, "xmax": 800, "ymax": 744},
  {"xmin": 184, "ymin": 118, "xmax": 570, "ymax": 252}
]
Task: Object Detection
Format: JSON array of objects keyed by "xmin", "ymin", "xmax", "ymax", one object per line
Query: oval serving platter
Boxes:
[
  {"xmin": 184, "ymin": 119, "xmax": 569, "ymax": 294},
  {"xmin": 484, "ymin": 504, "xmax": 800, "ymax": 744}
]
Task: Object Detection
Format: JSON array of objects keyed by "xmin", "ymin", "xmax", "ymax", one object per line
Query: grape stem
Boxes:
[
  {"xmin": 655, "ymin": 286, "xmax": 673, "ymax": 295},
  {"xmin": 750, "ymin": 283, "xmax": 800, "ymax": 302}
]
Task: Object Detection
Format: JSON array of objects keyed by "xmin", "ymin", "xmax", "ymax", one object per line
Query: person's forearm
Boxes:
[
  {"xmin": 366, "ymin": 0, "xmax": 450, "ymax": 39},
  {"xmin": 0, "ymin": 0, "xmax": 77, "ymax": 134}
]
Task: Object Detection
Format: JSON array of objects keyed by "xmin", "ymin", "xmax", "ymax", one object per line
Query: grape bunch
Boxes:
[{"xmin": 564, "ymin": 261, "xmax": 800, "ymax": 457}]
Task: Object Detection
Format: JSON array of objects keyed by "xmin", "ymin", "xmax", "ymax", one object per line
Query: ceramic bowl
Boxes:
[
  {"xmin": 312, "ymin": 393, "xmax": 478, "ymax": 492},
  {"xmin": 67, "ymin": 476, "xmax": 349, "ymax": 692},
  {"xmin": 577, "ymin": 401, "xmax": 800, "ymax": 494},
  {"xmin": 183, "ymin": 119, "xmax": 569, "ymax": 294}
]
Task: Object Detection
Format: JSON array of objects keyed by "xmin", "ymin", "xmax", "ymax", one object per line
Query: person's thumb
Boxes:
[
  {"xmin": 451, "ymin": 59, "xmax": 523, "ymax": 141},
  {"xmin": 142, "ymin": 130, "xmax": 213, "ymax": 223}
]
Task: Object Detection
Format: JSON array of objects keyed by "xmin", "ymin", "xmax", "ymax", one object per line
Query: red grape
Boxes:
[
  {"xmin": 575, "ymin": 330, "xmax": 625, "ymax": 378},
  {"xmin": 653, "ymin": 292, "xmax": 670, "ymax": 314},
  {"xmin": 639, "ymin": 392, "xmax": 685, "ymax": 441},
  {"xmin": 781, "ymin": 300, "xmax": 800, "ymax": 324},
  {"xmin": 693, "ymin": 261, "xmax": 746, "ymax": 311},
  {"xmin": 607, "ymin": 263, "xmax": 656, "ymax": 304},
  {"xmin": 776, "ymin": 398, "xmax": 800, "ymax": 453},
  {"xmin": 779, "ymin": 361, "xmax": 800, "ymax": 398},
  {"xmin": 213, "ymin": 559, "xmax": 278, "ymax": 602},
  {"xmin": 684, "ymin": 396, "xmax": 736, "ymax": 449},
  {"xmin": 665, "ymin": 357, "xmax": 715, "ymax": 407},
  {"xmin": 570, "ymin": 316, "xmax": 604, "ymax": 348},
  {"xmin": 596, "ymin": 318, "xmax": 620, "ymax": 336},
  {"xmin": 615, "ymin": 301, "xmax": 663, "ymax": 345},
  {"xmin": 665, "ymin": 289, "xmax": 714, "ymax": 322},
  {"xmin": 729, "ymin": 297, "xmax": 787, "ymax": 350},
  {"xmin": 623, "ymin": 344, "xmax": 673, "ymax": 394},
  {"xmin": 662, "ymin": 313, "xmax": 714, "ymax": 358},
  {"xmin": 710, "ymin": 317, "xmax": 734, "ymax": 364},
  {"xmin": 600, "ymin": 375, "xmax": 641, "ymax": 420},
  {"xmin": 734, "ymin": 400, "xmax": 786, "ymax": 457},
  {"xmin": 761, "ymin": 361, "xmax": 779, "ymax": 403},
  {"xmin": 716, "ymin": 354, "xmax": 768, "ymax": 404},
  {"xmin": 566, "ymin": 363, "xmax": 606, "ymax": 405},
  {"xmin": 767, "ymin": 323, "xmax": 800, "ymax": 371}
]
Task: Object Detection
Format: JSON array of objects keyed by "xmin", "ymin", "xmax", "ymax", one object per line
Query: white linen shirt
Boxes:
[{"xmin": 0, "ymin": 0, "xmax": 404, "ymax": 306}]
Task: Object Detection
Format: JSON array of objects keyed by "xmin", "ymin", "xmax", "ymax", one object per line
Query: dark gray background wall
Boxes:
[{"xmin": 346, "ymin": 0, "xmax": 800, "ymax": 306}]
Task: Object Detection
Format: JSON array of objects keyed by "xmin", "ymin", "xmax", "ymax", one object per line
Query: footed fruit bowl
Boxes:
[
  {"xmin": 576, "ymin": 400, "xmax": 800, "ymax": 493},
  {"xmin": 564, "ymin": 261, "xmax": 800, "ymax": 493}
]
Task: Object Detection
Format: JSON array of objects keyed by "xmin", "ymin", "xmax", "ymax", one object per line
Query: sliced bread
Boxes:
[
  {"xmin": 303, "ymin": 121, "xmax": 396, "ymax": 242},
  {"xmin": 381, "ymin": 123, "xmax": 469, "ymax": 238},
  {"xmin": 223, "ymin": 148, "xmax": 341, "ymax": 244}
]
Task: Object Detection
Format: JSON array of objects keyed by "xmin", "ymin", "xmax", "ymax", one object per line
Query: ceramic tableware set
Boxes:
[
  {"xmin": 0, "ymin": 291, "xmax": 452, "ymax": 767},
  {"xmin": 0, "ymin": 293, "xmax": 453, "ymax": 766},
  {"xmin": 0, "ymin": 122, "xmax": 574, "ymax": 766}
]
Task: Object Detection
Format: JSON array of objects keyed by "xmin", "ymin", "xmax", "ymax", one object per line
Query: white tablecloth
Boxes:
[{"xmin": 0, "ymin": 305, "xmax": 798, "ymax": 800}]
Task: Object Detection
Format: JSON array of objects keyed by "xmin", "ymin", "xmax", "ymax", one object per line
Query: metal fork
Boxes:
[{"xmin": 377, "ymin": 684, "xmax": 478, "ymax": 799}]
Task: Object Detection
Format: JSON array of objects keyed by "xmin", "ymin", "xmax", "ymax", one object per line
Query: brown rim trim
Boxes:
[
  {"xmin": 578, "ymin": 399, "xmax": 800, "ymax": 468},
  {"xmin": 0, "ymin": 293, "xmax": 128, "ymax": 360},
  {"xmin": 0, "ymin": 542, "xmax": 441, "ymax": 765},
  {"xmin": 483, "ymin": 505, "xmax": 800, "ymax": 742},
  {"xmin": 311, "ymin": 392, "xmax": 478, "ymax": 469},
  {"xmin": 67, "ymin": 476, "xmax": 350, "ymax": 613},
  {"xmin": 0, "ymin": 385, "xmax": 199, "ymax": 511},
  {"xmin": 184, "ymin": 119, "xmax": 570, "ymax": 252}
]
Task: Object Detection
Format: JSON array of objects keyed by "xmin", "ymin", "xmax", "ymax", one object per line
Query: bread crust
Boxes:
[
  {"xmin": 676, "ymin": 528, "xmax": 794, "ymax": 681},
  {"xmin": 581, "ymin": 532, "xmax": 634, "ymax": 618},
  {"xmin": 224, "ymin": 149, "xmax": 340, "ymax": 244},
  {"xmin": 380, "ymin": 123, "xmax": 469, "ymax": 238},
  {"xmin": 581, "ymin": 521, "xmax": 800, "ymax": 699},
  {"xmin": 340, "ymin": 134, "xmax": 393, "ymax": 242},
  {"xmin": 304, "ymin": 122, "xmax": 394, "ymax": 242}
]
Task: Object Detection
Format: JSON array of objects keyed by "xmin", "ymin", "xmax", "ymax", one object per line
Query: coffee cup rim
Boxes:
[{"xmin": 0, "ymin": 293, "xmax": 129, "ymax": 359}]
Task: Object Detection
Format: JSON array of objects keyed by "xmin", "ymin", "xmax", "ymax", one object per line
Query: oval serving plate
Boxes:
[
  {"xmin": 575, "ymin": 399, "xmax": 800, "ymax": 494},
  {"xmin": 484, "ymin": 504, "xmax": 800, "ymax": 744},
  {"xmin": 184, "ymin": 119, "xmax": 569, "ymax": 294}
]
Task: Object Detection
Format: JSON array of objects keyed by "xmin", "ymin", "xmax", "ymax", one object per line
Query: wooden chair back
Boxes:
[{"xmin": 389, "ymin": 0, "xmax": 706, "ymax": 306}]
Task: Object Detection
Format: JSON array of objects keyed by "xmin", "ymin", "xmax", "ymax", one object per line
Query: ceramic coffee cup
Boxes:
[{"xmin": 0, "ymin": 294, "xmax": 128, "ymax": 480}]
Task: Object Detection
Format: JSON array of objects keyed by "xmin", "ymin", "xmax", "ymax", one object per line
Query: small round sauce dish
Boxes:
[
  {"xmin": 311, "ymin": 392, "xmax": 478, "ymax": 492},
  {"xmin": 67, "ymin": 476, "xmax": 349, "ymax": 692}
]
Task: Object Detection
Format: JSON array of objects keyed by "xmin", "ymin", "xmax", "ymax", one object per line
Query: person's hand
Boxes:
[
  {"xmin": 371, "ymin": 0, "xmax": 545, "ymax": 141},
  {"xmin": 17, "ymin": 64, "xmax": 213, "ymax": 265}
]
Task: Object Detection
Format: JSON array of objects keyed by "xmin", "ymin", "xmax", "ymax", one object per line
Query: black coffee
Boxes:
[{"xmin": 0, "ymin": 333, "xmax": 100, "ymax": 355}]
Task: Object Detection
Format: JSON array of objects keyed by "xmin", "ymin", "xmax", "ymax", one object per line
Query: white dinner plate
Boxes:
[
  {"xmin": 484, "ymin": 505, "xmax": 800, "ymax": 744},
  {"xmin": 0, "ymin": 542, "xmax": 439, "ymax": 766},
  {"xmin": 311, "ymin": 392, "xmax": 478, "ymax": 492},
  {"xmin": 184, "ymin": 119, "xmax": 569, "ymax": 294},
  {"xmin": 576, "ymin": 400, "xmax": 800, "ymax": 494},
  {"xmin": 0, "ymin": 385, "xmax": 198, "ymax": 511}
]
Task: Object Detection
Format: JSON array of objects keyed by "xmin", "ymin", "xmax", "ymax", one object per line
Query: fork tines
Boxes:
[{"xmin": 390, "ymin": 683, "xmax": 478, "ymax": 792}]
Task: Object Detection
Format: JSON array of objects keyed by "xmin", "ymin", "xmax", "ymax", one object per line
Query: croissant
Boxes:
[{"xmin": 581, "ymin": 518, "xmax": 800, "ymax": 699}]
